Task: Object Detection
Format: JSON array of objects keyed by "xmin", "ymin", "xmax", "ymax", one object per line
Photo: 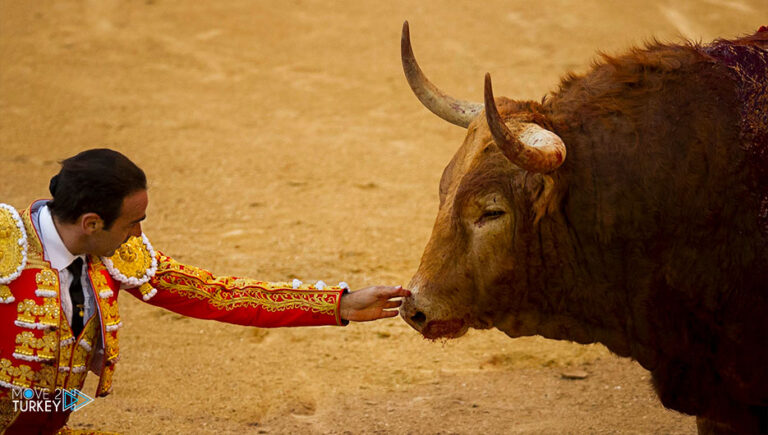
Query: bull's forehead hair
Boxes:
[
  {"xmin": 451, "ymin": 144, "xmax": 518, "ymax": 214},
  {"xmin": 446, "ymin": 122, "xmax": 495, "ymax": 177},
  {"xmin": 439, "ymin": 127, "xmax": 472, "ymax": 196},
  {"xmin": 443, "ymin": 108, "xmax": 540, "ymax": 208}
]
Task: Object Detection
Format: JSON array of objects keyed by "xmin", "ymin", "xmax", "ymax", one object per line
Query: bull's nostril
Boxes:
[{"xmin": 411, "ymin": 311, "xmax": 427, "ymax": 326}]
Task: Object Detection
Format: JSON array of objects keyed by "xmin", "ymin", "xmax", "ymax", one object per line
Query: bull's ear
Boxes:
[{"xmin": 532, "ymin": 174, "xmax": 560, "ymax": 225}]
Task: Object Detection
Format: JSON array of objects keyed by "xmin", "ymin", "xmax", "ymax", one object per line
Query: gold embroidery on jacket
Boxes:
[
  {"xmin": 37, "ymin": 365, "xmax": 55, "ymax": 391},
  {"xmin": 0, "ymin": 207, "xmax": 25, "ymax": 280},
  {"xmin": 35, "ymin": 269, "xmax": 58, "ymax": 291},
  {"xmin": 100, "ymin": 300, "xmax": 120, "ymax": 326},
  {"xmin": 138, "ymin": 282, "xmax": 155, "ymax": 299},
  {"xmin": 14, "ymin": 365, "xmax": 33, "ymax": 388},
  {"xmin": 90, "ymin": 270, "xmax": 108, "ymax": 291},
  {"xmin": 20, "ymin": 207, "xmax": 42, "ymax": 262},
  {"xmin": 65, "ymin": 319, "xmax": 99, "ymax": 389},
  {"xmin": 93, "ymin": 276, "xmax": 120, "ymax": 365},
  {"xmin": 57, "ymin": 346, "xmax": 73, "ymax": 389},
  {"xmin": 0, "ymin": 359, "xmax": 13, "ymax": 385},
  {"xmin": 154, "ymin": 274, "xmax": 338, "ymax": 314},
  {"xmin": 57, "ymin": 328, "xmax": 75, "ymax": 390},
  {"xmin": 97, "ymin": 363, "xmax": 116, "ymax": 397},
  {"xmin": 152, "ymin": 255, "xmax": 339, "ymax": 314},
  {"xmin": 104, "ymin": 331, "xmax": 119, "ymax": 362},
  {"xmin": 109, "ymin": 236, "xmax": 153, "ymax": 280},
  {"xmin": 0, "ymin": 285, "xmax": 11, "ymax": 301},
  {"xmin": 90, "ymin": 259, "xmax": 117, "ymax": 301},
  {"xmin": 17, "ymin": 298, "xmax": 60, "ymax": 327},
  {"xmin": 0, "ymin": 360, "xmax": 56, "ymax": 392},
  {"xmin": 0, "ymin": 359, "xmax": 35, "ymax": 389},
  {"xmin": 14, "ymin": 330, "xmax": 57, "ymax": 361}
]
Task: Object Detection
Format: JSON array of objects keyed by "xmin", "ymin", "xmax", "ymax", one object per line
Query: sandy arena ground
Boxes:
[{"xmin": 1, "ymin": 1, "xmax": 766, "ymax": 433}]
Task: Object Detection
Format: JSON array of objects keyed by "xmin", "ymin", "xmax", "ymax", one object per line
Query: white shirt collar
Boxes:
[{"xmin": 39, "ymin": 205, "xmax": 85, "ymax": 270}]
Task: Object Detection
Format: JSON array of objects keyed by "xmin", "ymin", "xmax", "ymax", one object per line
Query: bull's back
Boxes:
[{"xmin": 551, "ymin": 40, "xmax": 760, "ymax": 249}]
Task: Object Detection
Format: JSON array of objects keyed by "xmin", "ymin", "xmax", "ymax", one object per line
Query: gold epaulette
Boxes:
[
  {"xmin": 0, "ymin": 204, "xmax": 28, "ymax": 299},
  {"xmin": 101, "ymin": 234, "xmax": 157, "ymax": 295}
]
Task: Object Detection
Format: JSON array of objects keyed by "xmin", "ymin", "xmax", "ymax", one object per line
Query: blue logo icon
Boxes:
[
  {"xmin": 22, "ymin": 389, "xmax": 34, "ymax": 400},
  {"xmin": 62, "ymin": 389, "xmax": 93, "ymax": 412}
]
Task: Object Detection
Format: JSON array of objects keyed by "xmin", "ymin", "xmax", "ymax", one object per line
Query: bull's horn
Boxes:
[
  {"xmin": 401, "ymin": 21, "xmax": 483, "ymax": 128},
  {"xmin": 484, "ymin": 73, "xmax": 566, "ymax": 173}
]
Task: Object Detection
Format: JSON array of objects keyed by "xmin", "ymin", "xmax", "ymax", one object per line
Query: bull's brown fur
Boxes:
[
  {"xmin": 404, "ymin": 30, "xmax": 767, "ymax": 433},
  {"xmin": 542, "ymin": 39, "xmax": 765, "ymax": 429}
]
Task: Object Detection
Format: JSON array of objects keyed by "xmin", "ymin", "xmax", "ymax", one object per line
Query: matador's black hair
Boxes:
[{"xmin": 48, "ymin": 149, "xmax": 146, "ymax": 229}]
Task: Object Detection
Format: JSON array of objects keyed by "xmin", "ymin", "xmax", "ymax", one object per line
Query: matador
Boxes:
[{"xmin": 0, "ymin": 149, "xmax": 409, "ymax": 434}]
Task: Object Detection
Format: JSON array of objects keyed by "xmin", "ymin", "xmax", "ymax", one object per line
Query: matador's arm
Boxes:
[
  {"xmin": 130, "ymin": 252, "xmax": 346, "ymax": 327},
  {"xmin": 107, "ymin": 236, "xmax": 347, "ymax": 327}
]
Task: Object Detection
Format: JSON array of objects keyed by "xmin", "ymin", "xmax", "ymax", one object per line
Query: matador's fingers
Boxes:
[
  {"xmin": 383, "ymin": 300, "xmax": 402, "ymax": 309},
  {"xmin": 378, "ymin": 285, "xmax": 411, "ymax": 299}
]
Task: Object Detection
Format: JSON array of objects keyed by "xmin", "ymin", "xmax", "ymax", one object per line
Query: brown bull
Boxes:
[{"xmin": 399, "ymin": 22, "xmax": 768, "ymax": 434}]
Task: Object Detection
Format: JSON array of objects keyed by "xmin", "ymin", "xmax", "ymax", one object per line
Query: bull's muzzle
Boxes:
[
  {"xmin": 399, "ymin": 291, "xmax": 469, "ymax": 340},
  {"xmin": 399, "ymin": 296, "xmax": 427, "ymax": 331}
]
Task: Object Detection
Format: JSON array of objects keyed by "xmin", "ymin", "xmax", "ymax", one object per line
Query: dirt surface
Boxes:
[{"xmin": 1, "ymin": 1, "xmax": 766, "ymax": 433}]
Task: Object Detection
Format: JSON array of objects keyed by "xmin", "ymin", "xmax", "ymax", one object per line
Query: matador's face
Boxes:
[{"xmin": 90, "ymin": 190, "xmax": 147, "ymax": 257}]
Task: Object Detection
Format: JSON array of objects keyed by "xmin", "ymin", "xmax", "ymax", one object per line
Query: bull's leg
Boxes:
[
  {"xmin": 695, "ymin": 406, "xmax": 767, "ymax": 434},
  {"xmin": 652, "ymin": 362, "xmax": 766, "ymax": 434}
]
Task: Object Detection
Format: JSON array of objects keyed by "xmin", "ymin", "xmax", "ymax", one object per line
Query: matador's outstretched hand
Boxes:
[{"xmin": 340, "ymin": 285, "xmax": 411, "ymax": 322}]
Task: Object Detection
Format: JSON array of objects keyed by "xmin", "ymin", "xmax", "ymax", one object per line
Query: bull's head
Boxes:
[{"xmin": 399, "ymin": 22, "xmax": 567, "ymax": 340}]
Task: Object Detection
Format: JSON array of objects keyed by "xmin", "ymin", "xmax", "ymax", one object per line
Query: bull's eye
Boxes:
[{"xmin": 476, "ymin": 209, "xmax": 506, "ymax": 226}]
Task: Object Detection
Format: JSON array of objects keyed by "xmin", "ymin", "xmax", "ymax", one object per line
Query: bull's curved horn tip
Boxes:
[
  {"xmin": 400, "ymin": 21, "xmax": 482, "ymax": 128},
  {"xmin": 484, "ymin": 73, "xmax": 494, "ymax": 100},
  {"xmin": 484, "ymin": 73, "xmax": 499, "ymax": 118},
  {"xmin": 401, "ymin": 22, "xmax": 411, "ymax": 53}
]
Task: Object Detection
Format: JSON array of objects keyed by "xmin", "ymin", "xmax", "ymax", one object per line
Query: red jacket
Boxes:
[{"xmin": 0, "ymin": 201, "xmax": 346, "ymax": 430}]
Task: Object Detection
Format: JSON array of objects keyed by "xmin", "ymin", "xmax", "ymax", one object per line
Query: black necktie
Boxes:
[{"xmin": 67, "ymin": 257, "xmax": 85, "ymax": 338}]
